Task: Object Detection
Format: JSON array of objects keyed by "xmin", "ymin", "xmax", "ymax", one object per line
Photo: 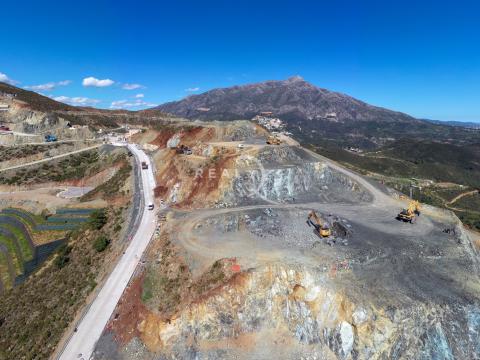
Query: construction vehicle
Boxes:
[
  {"xmin": 307, "ymin": 210, "xmax": 331, "ymax": 237},
  {"xmin": 266, "ymin": 135, "xmax": 281, "ymax": 145},
  {"xmin": 396, "ymin": 200, "xmax": 421, "ymax": 223},
  {"xmin": 44, "ymin": 134, "xmax": 57, "ymax": 142},
  {"xmin": 141, "ymin": 161, "xmax": 148, "ymax": 170},
  {"xmin": 175, "ymin": 144, "xmax": 192, "ymax": 155}
]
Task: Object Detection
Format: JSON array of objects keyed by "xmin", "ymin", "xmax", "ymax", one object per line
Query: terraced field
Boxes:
[{"xmin": 0, "ymin": 207, "xmax": 97, "ymax": 292}]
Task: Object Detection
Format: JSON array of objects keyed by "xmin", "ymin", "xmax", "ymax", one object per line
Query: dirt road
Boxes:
[
  {"xmin": 57, "ymin": 143, "xmax": 157, "ymax": 360},
  {"xmin": 167, "ymin": 144, "xmax": 473, "ymax": 310},
  {"xmin": 0, "ymin": 144, "xmax": 102, "ymax": 172}
]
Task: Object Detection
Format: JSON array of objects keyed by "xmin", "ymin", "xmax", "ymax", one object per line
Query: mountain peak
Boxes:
[
  {"xmin": 284, "ymin": 75, "xmax": 305, "ymax": 83},
  {"xmin": 154, "ymin": 77, "xmax": 417, "ymax": 128}
]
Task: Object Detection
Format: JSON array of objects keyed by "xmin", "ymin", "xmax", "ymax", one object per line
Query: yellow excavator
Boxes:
[
  {"xmin": 307, "ymin": 210, "xmax": 331, "ymax": 237},
  {"xmin": 266, "ymin": 135, "xmax": 281, "ymax": 145},
  {"xmin": 396, "ymin": 200, "xmax": 421, "ymax": 223}
]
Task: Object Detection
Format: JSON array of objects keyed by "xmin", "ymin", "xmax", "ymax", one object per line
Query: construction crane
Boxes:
[
  {"xmin": 307, "ymin": 210, "xmax": 331, "ymax": 237},
  {"xmin": 396, "ymin": 200, "xmax": 421, "ymax": 223}
]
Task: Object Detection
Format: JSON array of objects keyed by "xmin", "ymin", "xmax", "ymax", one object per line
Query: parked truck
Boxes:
[{"xmin": 45, "ymin": 134, "xmax": 57, "ymax": 142}]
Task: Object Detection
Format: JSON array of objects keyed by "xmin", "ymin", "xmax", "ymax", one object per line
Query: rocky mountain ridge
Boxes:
[{"xmin": 155, "ymin": 76, "xmax": 419, "ymax": 124}]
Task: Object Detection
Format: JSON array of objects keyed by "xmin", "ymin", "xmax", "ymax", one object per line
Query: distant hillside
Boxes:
[
  {"xmin": 423, "ymin": 118, "xmax": 480, "ymax": 129},
  {"xmin": 155, "ymin": 76, "xmax": 417, "ymax": 123},
  {"xmin": 318, "ymin": 139, "xmax": 480, "ymax": 187},
  {"xmin": 154, "ymin": 77, "xmax": 480, "ymax": 149},
  {"xmin": 0, "ymin": 82, "xmax": 174, "ymax": 129},
  {"xmin": 0, "ymin": 82, "xmax": 75, "ymax": 112}
]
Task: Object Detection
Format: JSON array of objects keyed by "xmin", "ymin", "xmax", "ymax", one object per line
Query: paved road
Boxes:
[
  {"xmin": 58, "ymin": 143, "xmax": 157, "ymax": 360},
  {"xmin": 0, "ymin": 144, "xmax": 102, "ymax": 172}
]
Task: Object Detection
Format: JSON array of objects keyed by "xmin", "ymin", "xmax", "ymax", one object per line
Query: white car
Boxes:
[
  {"xmin": 147, "ymin": 203, "xmax": 154, "ymax": 210},
  {"xmin": 237, "ymin": 143, "xmax": 245, "ymax": 149}
]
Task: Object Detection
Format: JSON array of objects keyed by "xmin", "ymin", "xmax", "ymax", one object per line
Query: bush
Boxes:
[
  {"xmin": 89, "ymin": 209, "xmax": 108, "ymax": 230},
  {"xmin": 93, "ymin": 235, "xmax": 110, "ymax": 252},
  {"xmin": 54, "ymin": 244, "xmax": 72, "ymax": 269}
]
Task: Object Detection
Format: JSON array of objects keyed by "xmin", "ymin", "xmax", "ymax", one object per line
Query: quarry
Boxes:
[
  {"xmin": 1, "ymin": 84, "xmax": 480, "ymax": 360},
  {"xmin": 82, "ymin": 120, "xmax": 480, "ymax": 360}
]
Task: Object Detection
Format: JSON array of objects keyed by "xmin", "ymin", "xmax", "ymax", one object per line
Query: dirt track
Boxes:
[{"xmin": 168, "ymin": 144, "xmax": 477, "ymax": 307}]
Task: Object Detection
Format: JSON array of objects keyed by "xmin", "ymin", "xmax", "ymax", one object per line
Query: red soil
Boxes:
[{"xmin": 106, "ymin": 272, "xmax": 148, "ymax": 346}]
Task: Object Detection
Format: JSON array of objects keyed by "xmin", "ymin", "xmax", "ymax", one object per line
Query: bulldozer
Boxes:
[
  {"xmin": 266, "ymin": 135, "xmax": 281, "ymax": 145},
  {"xmin": 396, "ymin": 200, "xmax": 421, "ymax": 223},
  {"xmin": 307, "ymin": 210, "xmax": 331, "ymax": 237}
]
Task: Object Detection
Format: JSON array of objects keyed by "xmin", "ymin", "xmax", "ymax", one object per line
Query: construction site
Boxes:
[
  {"xmin": 84, "ymin": 120, "xmax": 480, "ymax": 360},
  {"xmin": 1, "ymin": 81, "xmax": 480, "ymax": 360}
]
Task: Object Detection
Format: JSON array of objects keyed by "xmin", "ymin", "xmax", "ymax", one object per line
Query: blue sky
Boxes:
[{"xmin": 1, "ymin": 0, "xmax": 479, "ymax": 121}]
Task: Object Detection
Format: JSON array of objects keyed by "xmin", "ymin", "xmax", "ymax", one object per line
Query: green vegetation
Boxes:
[
  {"xmin": 0, "ymin": 143, "xmax": 70, "ymax": 162},
  {"xmin": 0, "ymin": 251, "xmax": 12, "ymax": 289},
  {"xmin": 455, "ymin": 192, "xmax": 480, "ymax": 212},
  {"xmin": 54, "ymin": 244, "xmax": 72, "ymax": 269},
  {"xmin": 0, "ymin": 234, "xmax": 23, "ymax": 275},
  {"xmin": 141, "ymin": 275, "xmax": 154, "ymax": 302},
  {"xmin": 93, "ymin": 235, "xmax": 110, "ymax": 252},
  {"xmin": 0, "ymin": 208, "xmax": 98, "ymax": 294},
  {"xmin": 0, "ymin": 150, "xmax": 100, "ymax": 185},
  {"xmin": 310, "ymin": 139, "xmax": 480, "ymax": 232},
  {"xmin": 311, "ymin": 139, "xmax": 480, "ymax": 188},
  {"xmin": 1, "ymin": 224, "xmax": 33, "ymax": 260},
  {"xmin": 89, "ymin": 209, "xmax": 108, "ymax": 230},
  {"xmin": 0, "ymin": 205, "xmax": 128, "ymax": 360},
  {"xmin": 456, "ymin": 212, "xmax": 480, "ymax": 231},
  {"xmin": 81, "ymin": 156, "xmax": 132, "ymax": 201}
]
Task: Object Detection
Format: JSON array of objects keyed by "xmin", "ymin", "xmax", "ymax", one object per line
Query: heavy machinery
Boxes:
[
  {"xmin": 307, "ymin": 210, "xmax": 331, "ymax": 237},
  {"xmin": 44, "ymin": 134, "xmax": 57, "ymax": 142},
  {"xmin": 266, "ymin": 135, "xmax": 281, "ymax": 145},
  {"xmin": 396, "ymin": 200, "xmax": 421, "ymax": 223},
  {"xmin": 175, "ymin": 144, "xmax": 192, "ymax": 155}
]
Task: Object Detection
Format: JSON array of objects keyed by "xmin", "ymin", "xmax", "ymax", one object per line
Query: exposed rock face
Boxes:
[
  {"xmin": 0, "ymin": 100, "xmax": 94, "ymax": 144},
  {"xmin": 129, "ymin": 263, "xmax": 480, "ymax": 359},
  {"xmin": 225, "ymin": 162, "xmax": 372, "ymax": 206}
]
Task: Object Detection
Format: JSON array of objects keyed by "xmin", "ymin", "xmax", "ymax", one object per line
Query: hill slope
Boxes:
[
  {"xmin": 155, "ymin": 76, "xmax": 417, "ymax": 123},
  {"xmin": 155, "ymin": 77, "xmax": 479, "ymax": 149}
]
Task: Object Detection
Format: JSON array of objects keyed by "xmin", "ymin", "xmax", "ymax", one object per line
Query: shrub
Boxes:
[
  {"xmin": 89, "ymin": 209, "xmax": 108, "ymax": 230},
  {"xmin": 54, "ymin": 244, "xmax": 72, "ymax": 269},
  {"xmin": 93, "ymin": 235, "xmax": 110, "ymax": 252}
]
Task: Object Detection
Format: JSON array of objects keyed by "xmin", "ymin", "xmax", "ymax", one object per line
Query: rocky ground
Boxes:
[{"xmin": 93, "ymin": 122, "xmax": 480, "ymax": 360}]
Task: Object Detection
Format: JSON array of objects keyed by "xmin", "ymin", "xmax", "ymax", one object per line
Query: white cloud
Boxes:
[
  {"xmin": 134, "ymin": 93, "xmax": 144, "ymax": 98},
  {"xmin": 82, "ymin": 76, "xmax": 114, "ymax": 87},
  {"xmin": 110, "ymin": 99, "xmax": 157, "ymax": 109},
  {"xmin": 0, "ymin": 72, "xmax": 18, "ymax": 85},
  {"xmin": 185, "ymin": 87, "xmax": 200, "ymax": 92},
  {"xmin": 53, "ymin": 95, "xmax": 101, "ymax": 106},
  {"xmin": 26, "ymin": 80, "xmax": 71, "ymax": 92},
  {"xmin": 122, "ymin": 83, "xmax": 143, "ymax": 90}
]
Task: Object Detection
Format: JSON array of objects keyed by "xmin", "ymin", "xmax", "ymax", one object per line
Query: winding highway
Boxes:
[{"xmin": 57, "ymin": 142, "xmax": 157, "ymax": 360}]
